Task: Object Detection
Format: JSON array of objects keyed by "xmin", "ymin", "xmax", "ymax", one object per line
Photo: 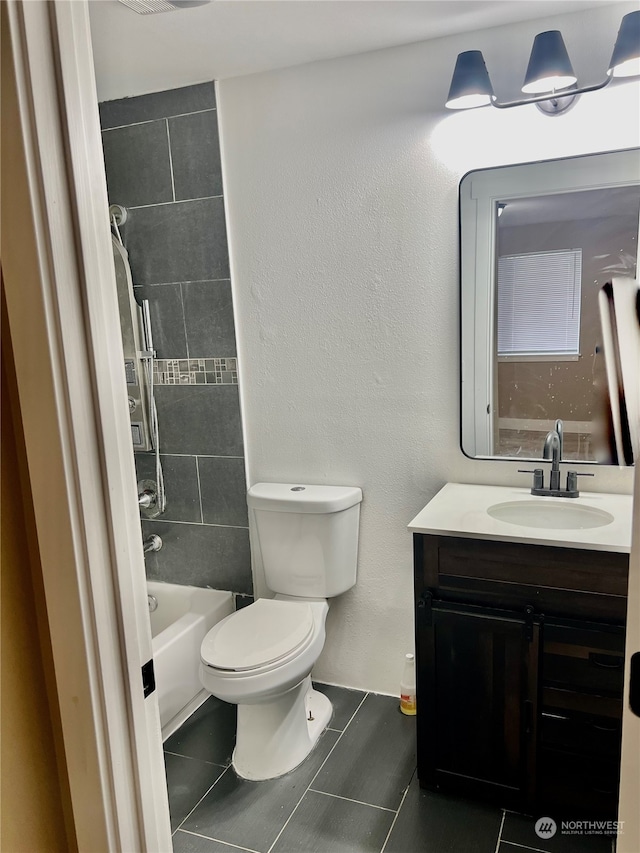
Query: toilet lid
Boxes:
[{"xmin": 201, "ymin": 599, "xmax": 314, "ymax": 671}]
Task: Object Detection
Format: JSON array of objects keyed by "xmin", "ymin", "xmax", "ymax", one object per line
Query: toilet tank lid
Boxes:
[{"xmin": 247, "ymin": 483, "xmax": 362, "ymax": 513}]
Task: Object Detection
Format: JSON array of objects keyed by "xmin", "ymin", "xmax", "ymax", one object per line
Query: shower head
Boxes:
[{"xmin": 117, "ymin": 0, "xmax": 210, "ymax": 13}]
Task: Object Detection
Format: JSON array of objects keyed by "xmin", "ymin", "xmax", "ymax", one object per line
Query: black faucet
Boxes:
[
  {"xmin": 542, "ymin": 427, "xmax": 562, "ymax": 491},
  {"xmin": 518, "ymin": 418, "xmax": 594, "ymax": 497}
]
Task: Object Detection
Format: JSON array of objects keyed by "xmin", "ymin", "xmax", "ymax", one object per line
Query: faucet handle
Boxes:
[
  {"xmin": 518, "ymin": 468, "xmax": 544, "ymax": 490},
  {"xmin": 566, "ymin": 471, "xmax": 594, "ymax": 494},
  {"xmin": 143, "ymin": 534, "xmax": 162, "ymax": 553}
]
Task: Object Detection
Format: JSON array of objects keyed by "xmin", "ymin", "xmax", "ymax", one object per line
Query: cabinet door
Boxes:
[
  {"xmin": 538, "ymin": 618, "xmax": 625, "ymax": 818},
  {"xmin": 417, "ymin": 598, "xmax": 540, "ymax": 809}
]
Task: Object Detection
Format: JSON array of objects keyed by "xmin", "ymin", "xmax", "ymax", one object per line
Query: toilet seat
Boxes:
[{"xmin": 201, "ymin": 599, "xmax": 314, "ymax": 672}]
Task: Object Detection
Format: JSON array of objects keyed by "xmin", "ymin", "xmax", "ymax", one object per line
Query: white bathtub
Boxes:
[{"xmin": 148, "ymin": 581, "xmax": 234, "ymax": 740}]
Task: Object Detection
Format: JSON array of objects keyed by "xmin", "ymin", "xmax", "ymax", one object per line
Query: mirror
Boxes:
[{"xmin": 460, "ymin": 149, "xmax": 640, "ymax": 463}]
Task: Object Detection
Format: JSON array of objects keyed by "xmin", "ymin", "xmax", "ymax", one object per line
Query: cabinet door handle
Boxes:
[
  {"xmin": 524, "ymin": 605, "xmax": 536, "ymax": 642},
  {"xmin": 417, "ymin": 592, "xmax": 433, "ymax": 627},
  {"xmin": 589, "ymin": 653, "xmax": 623, "ymax": 669},
  {"xmin": 524, "ymin": 700, "xmax": 534, "ymax": 737}
]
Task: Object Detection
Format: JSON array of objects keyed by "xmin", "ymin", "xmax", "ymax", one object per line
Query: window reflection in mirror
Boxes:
[
  {"xmin": 459, "ymin": 149, "xmax": 640, "ymax": 463},
  {"xmin": 495, "ymin": 187, "xmax": 639, "ymax": 460}
]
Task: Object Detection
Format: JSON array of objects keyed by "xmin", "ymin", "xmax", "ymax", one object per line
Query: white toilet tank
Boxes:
[{"xmin": 247, "ymin": 483, "xmax": 363, "ymax": 598}]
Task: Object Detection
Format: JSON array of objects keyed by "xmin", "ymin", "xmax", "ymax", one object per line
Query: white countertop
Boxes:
[{"xmin": 408, "ymin": 483, "xmax": 633, "ymax": 553}]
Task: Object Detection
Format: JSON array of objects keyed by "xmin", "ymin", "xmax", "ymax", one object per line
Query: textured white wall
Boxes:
[{"xmin": 218, "ymin": 3, "xmax": 640, "ymax": 695}]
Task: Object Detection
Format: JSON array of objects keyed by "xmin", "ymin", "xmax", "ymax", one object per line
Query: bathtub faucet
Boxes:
[
  {"xmin": 143, "ymin": 534, "xmax": 162, "ymax": 553},
  {"xmin": 138, "ymin": 486, "xmax": 157, "ymax": 510}
]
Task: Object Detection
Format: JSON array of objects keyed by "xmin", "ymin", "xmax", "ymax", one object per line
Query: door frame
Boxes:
[
  {"xmin": 619, "ymin": 460, "xmax": 640, "ymax": 852},
  {"xmin": 4, "ymin": 0, "xmax": 639, "ymax": 848},
  {"xmin": 3, "ymin": 1, "xmax": 171, "ymax": 849}
]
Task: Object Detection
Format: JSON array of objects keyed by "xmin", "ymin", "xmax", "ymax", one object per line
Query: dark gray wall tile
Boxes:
[
  {"xmin": 313, "ymin": 683, "xmax": 366, "ymax": 731},
  {"xmin": 234, "ymin": 594, "xmax": 254, "ymax": 610},
  {"xmin": 155, "ymin": 386, "xmax": 244, "ymax": 456},
  {"xmin": 99, "ymin": 83, "xmax": 216, "ymax": 129},
  {"xmin": 135, "ymin": 453, "xmax": 201, "ymax": 523},
  {"xmin": 133, "ymin": 283, "xmax": 187, "ymax": 358},
  {"xmin": 122, "ymin": 198, "xmax": 229, "ymax": 284},
  {"xmin": 181, "ymin": 731, "xmax": 340, "ymax": 851},
  {"xmin": 182, "ymin": 281, "xmax": 236, "ymax": 357},
  {"xmin": 101, "ymin": 82, "xmax": 245, "ymax": 596},
  {"xmin": 198, "ymin": 457, "xmax": 247, "ymax": 526},
  {"xmin": 165, "ymin": 696, "xmax": 235, "ymax": 766},
  {"xmin": 169, "ymin": 111, "xmax": 222, "ymax": 200},
  {"xmin": 312, "ymin": 693, "xmax": 415, "ymax": 810},
  {"xmin": 142, "ymin": 519, "xmax": 252, "ymax": 593},
  {"xmin": 164, "ymin": 752, "xmax": 224, "ymax": 831},
  {"xmin": 272, "ymin": 790, "xmax": 394, "ymax": 853},
  {"xmin": 101, "ymin": 121, "xmax": 173, "ymax": 208},
  {"xmin": 385, "ymin": 776, "xmax": 502, "ymax": 853}
]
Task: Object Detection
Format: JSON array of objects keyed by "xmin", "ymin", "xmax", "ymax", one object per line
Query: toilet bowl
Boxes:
[
  {"xmin": 199, "ymin": 482, "xmax": 362, "ymax": 781},
  {"xmin": 200, "ymin": 596, "xmax": 332, "ymax": 780}
]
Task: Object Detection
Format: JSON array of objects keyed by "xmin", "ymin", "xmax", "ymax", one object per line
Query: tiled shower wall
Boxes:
[{"xmin": 99, "ymin": 82, "xmax": 252, "ymax": 596}]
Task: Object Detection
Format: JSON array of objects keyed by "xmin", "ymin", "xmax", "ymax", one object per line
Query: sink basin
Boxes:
[{"xmin": 487, "ymin": 500, "xmax": 614, "ymax": 530}]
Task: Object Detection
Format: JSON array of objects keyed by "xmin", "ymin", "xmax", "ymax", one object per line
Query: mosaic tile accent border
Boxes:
[{"xmin": 154, "ymin": 358, "xmax": 238, "ymax": 385}]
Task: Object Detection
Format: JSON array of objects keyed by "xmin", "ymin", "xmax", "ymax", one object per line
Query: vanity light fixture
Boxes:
[
  {"xmin": 445, "ymin": 9, "xmax": 640, "ymax": 115},
  {"xmin": 521, "ymin": 31, "xmax": 576, "ymax": 94}
]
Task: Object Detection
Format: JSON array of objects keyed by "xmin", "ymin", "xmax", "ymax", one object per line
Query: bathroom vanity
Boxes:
[{"xmin": 409, "ymin": 483, "xmax": 633, "ymax": 818}]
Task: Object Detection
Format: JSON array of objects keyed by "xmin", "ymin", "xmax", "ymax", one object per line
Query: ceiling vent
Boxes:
[{"xmin": 117, "ymin": 0, "xmax": 210, "ymax": 14}]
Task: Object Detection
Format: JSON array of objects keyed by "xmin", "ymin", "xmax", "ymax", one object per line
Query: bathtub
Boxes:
[{"xmin": 148, "ymin": 581, "xmax": 234, "ymax": 740}]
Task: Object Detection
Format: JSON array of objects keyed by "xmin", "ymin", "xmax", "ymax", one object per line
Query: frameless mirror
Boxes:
[{"xmin": 460, "ymin": 149, "xmax": 640, "ymax": 462}]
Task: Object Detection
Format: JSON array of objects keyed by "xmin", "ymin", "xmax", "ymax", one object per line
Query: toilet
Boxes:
[{"xmin": 199, "ymin": 482, "xmax": 362, "ymax": 781}]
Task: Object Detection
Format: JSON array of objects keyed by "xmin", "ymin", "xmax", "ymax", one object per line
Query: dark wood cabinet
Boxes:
[
  {"xmin": 414, "ymin": 533, "xmax": 628, "ymax": 817},
  {"xmin": 417, "ymin": 598, "xmax": 540, "ymax": 808}
]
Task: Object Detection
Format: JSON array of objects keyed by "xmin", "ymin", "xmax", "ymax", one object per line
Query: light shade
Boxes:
[
  {"xmin": 522, "ymin": 31, "xmax": 577, "ymax": 94},
  {"xmin": 608, "ymin": 10, "xmax": 640, "ymax": 77},
  {"xmin": 445, "ymin": 50, "xmax": 494, "ymax": 109}
]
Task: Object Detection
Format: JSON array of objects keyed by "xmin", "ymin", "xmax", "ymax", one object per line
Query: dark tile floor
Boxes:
[{"xmin": 164, "ymin": 684, "xmax": 616, "ymax": 853}]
